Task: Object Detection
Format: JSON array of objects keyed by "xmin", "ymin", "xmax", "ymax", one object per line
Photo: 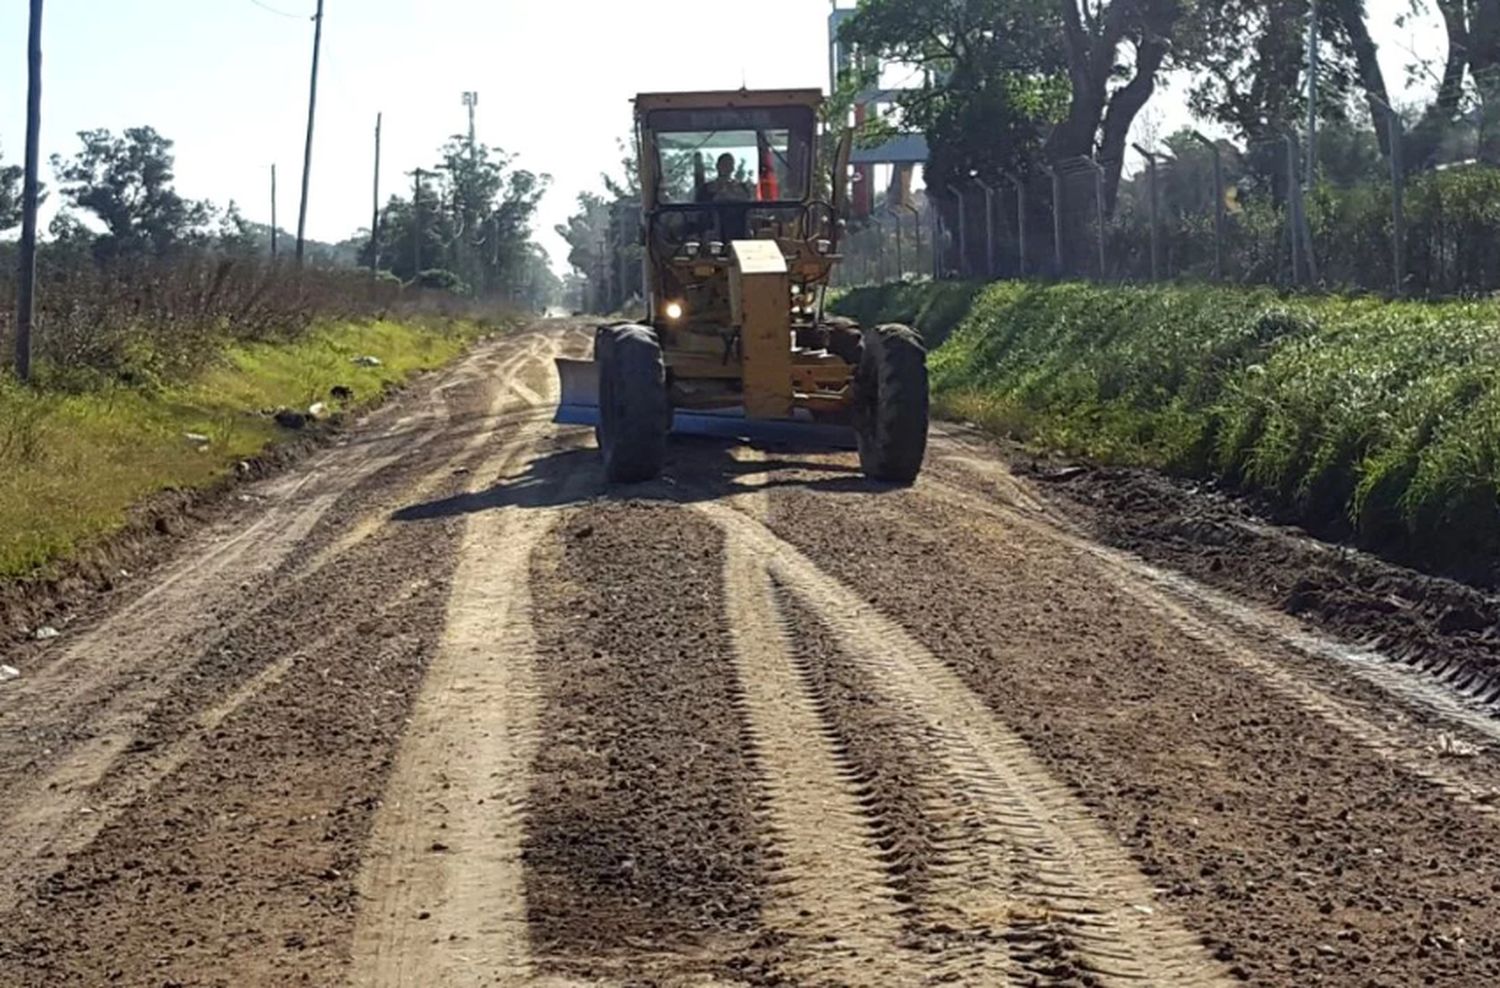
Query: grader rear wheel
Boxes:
[
  {"xmin": 853, "ymin": 323, "xmax": 929, "ymax": 484},
  {"xmin": 596, "ymin": 324, "xmax": 669, "ymax": 484}
]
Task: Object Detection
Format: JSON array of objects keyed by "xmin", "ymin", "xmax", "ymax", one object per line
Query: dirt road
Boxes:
[{"xmin": 3, "ymin": 319, "xmax": 1500, "ymax": 987}]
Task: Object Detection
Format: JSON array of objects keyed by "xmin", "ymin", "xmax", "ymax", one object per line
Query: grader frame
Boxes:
[{"xmin": 555, "ymin": 88, "xmax": 928, "ymax": 484}]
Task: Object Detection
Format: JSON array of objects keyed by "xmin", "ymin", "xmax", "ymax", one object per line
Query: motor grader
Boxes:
[{"xmin": 555, "ymin": 88, "xmax": 928, "ymax": 483}]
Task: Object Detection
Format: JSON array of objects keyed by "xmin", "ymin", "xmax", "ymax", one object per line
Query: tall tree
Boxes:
[
  {"xmin": 51, "ymin": 127, "xmax": 210, "ymax": 259},
  {"xmin": 1318, "ymin": 0, "xmax": 1500, "ymax": 168},
  {"xmin": 1046, "ymin": 0, "xmax": 1201, "ymax": 207}
]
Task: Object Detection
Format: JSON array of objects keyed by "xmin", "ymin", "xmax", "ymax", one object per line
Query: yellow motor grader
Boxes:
[{"xmin": 555, "ymin": 88, "xmax": 928, "ymax": 483}]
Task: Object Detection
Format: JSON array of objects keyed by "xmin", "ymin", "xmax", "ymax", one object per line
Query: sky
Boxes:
[{"xmin": 0, "ymin": 0, "xmax": 1446, "ymax": 274}]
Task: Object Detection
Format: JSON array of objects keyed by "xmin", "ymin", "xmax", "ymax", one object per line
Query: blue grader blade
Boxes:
[{"xmin": 553, "ymin": 357, "xmax": 856, "ymax": 450}]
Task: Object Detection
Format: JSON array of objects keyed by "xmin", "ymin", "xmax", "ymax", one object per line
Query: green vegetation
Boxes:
[
  {"xmin": 0, "ymin": 318, "xmax": 489, "ymax": 579},
  {"xmin": 835, "ymin": 281, "xmax": 1500, "ymax": 575}
]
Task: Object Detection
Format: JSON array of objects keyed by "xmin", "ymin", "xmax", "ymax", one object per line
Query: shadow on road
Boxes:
[{"xmin": 392, "ymin": 435, "xmax": 906, "ymax": 523}]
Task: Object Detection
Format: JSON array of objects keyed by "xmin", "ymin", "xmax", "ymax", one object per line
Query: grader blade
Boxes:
[
  {"xmin": 553, "ymin": 357, "xmax": 600, "ymax": 427},
  {"xmin": 553, "ymin": 357, "xmax": 854, "ymax": 449}
]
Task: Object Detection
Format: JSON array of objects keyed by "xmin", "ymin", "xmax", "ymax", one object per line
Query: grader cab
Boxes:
[{"xmin": 555, "ymin": 88, "xmax": 929, "ymax": 483}]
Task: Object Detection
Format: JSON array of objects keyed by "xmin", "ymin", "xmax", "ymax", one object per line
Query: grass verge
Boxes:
[
  {"xmin": 834, "ymin": 281, "xmax": 1500, "ymax": 582},
  {"xmin": 0, "ymin": 318, "xmax": 491, "ymax": 580}
]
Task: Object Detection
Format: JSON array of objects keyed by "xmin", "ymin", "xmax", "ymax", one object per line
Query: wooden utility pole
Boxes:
[
  {"xmin": 369, "ymin": 113, "xmax": 382, "ymax": 279},
  {"xmin": 412, "ymin": 168, "xmax": 425, "ymax": 277},
  {"xmin": 295, "ymin": 0, "xmax": 325, "ymax": 265},
  {"xmin": 270, "ymin": 164, "xmax": 279, "ymax": 258},
  {"xmin": 15, "ymin": 0, "xmax": 44, "ymax": 381}
]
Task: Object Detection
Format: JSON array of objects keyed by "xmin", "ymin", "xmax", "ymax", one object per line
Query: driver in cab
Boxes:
[{"xmin": 695, "ymin": 152, "xmax": 753, "ymax": 203}]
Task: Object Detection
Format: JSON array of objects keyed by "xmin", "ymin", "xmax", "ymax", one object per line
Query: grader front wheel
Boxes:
[
  {"xmin": 596, "ymin": 324, "xmax": 669, "ymax": 484},
  {"xmin": 853, "ymin": 324, "xmax": 929, "ymax": 484}
]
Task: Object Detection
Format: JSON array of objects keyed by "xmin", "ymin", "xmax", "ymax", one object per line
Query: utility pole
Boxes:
[
  {"xmin": 270, "ymin": 164, "xmax": 279, "ymax": 258},
  {"xmin": 412, "ymin": 168, "xmax": 426, "ymax": 278},
  {"xmin": 15, "ymin": 0, "xmax": 44, "ymax": 382},
  {"xmin": 295, "ymin": 0, "xmax": 325, "ymax": 265},
  {"xmin": 369, "ymin": 113, "xmax": 382, "ymax": 279},
  {"xmin": 462, "ymin": 92, "xmax": 478, "ymax": 290}
]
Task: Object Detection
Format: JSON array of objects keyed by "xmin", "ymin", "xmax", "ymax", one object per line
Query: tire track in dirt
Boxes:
[
  {"xmin": 700, "ymin": 501, "xmax": 1231, "ymax": 986},
  {"xmin": 720, "ymin": 536, "xmax": 918, "ymax": 984},
  {"xmin": 0, "ymin": 337, "xmax": 544, "ymax": 918},
  {"xmin": 917, "ymin": 470, "xmax": 1500, "ymax": 812},
  {"xmin": 0, "ymin": 528, "xmax": 463, "ymax": 986},
  {"xmin": 929, "ymin": 438, "xmax": 1500, "ymax": 742},
  {"xmin": 757, "ymin": 464, "xmax": 1500, "ymax": 985},
  {"xmin": 770, "ymin": 588, "xmax": 1020, "ymax": 982},
  {"xmin": 349, "ymin": 428, "xmax": 594, "ymax": 988},
  {"xmin": 0, "ymin": 325, "xmax": 592, "ymax": 987},
  {"xmin": 523, "ymin": 504, "xmax": 769, "ymax": 985},
  {"xmin": 308, "ymin": 334, "xmax": 567, "ymax": 573}
]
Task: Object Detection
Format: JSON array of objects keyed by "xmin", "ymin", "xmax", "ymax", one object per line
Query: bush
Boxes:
[
  {"xmin": 0, "ymin": 248, "xmax": 504, "ymax": 391},
  {"xmin": 414, "ymin": 268, "xmax": 470, "ymax": 295},
  {"xmin": 1102, "ymin": 163, "xmax": 1500, "ymax": 296},
  {"xmin": 836, "ymin": 280, "xmax": 1500, "ymax": 580}
]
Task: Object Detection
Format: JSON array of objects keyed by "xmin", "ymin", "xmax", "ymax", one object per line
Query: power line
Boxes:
[{"xmin": 247, "ymin": 0, "xmax": 308, "ymax": 20}]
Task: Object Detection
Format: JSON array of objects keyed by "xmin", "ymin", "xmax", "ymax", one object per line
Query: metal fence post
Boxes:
[
  {"xmin": 1080, "ymin": 157, "xmax": 1107, "ymax": 279},
  {"xmin": 1040, "ymin": 164, "xmax": 1063, "ymax": 277},
  {"xmin": 1132, "ymin": 144, "xmax": 1161, "ymax": 281},
  {"xmin": 1385, "ymin": 107, "xmax": 1406, "ymax": 297},
  {"xmin": 1191, "ymin": 131, "xmax": 1225, "ymax": 281},
  {"xmin": 930, "ymin": 196, "xmax": 942, "ymax": 279},
  {"xmin": 947, "ymin": 184, "xmax": 968, "ymax": 278},
  {"xmin": 976, "ymin": 179, "xmax": 997, "ymax": 278},
  {"xmin": 1003, "ymin": 170, "xmax": 1027, "ymax": 277},
  {"xmin": 889, "ymin": 206, "xmax": 905, "ymax": 280},
  {"xmin": 903, "ymin": 202, "xmax": 923, "ymax": 274},
  {"xmin": 1285, "ymin": 135, "xmax": 1302, "ymax": 285}
]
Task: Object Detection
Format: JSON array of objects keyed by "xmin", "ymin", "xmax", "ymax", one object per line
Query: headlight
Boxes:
[
  {"xmin": 707, "ymin": 241, "xmax": 725, "ymax": 257},
  {"xmin": 814, "ymin": 239, "xmax": 833, "ymax": 255},
  {"xmin": 679, "ymin": 241, "xmax": 701, "ymax": 259},
  {"xmin": 664, "ymin": 301, "xmax": 684, "ymax": 321}
]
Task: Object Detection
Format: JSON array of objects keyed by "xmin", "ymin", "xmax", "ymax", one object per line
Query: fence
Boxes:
[
  {"xmin": 841, "ymin": 117, "xmax": 1500, "ymax": 299},
  {"xmin": 831, "ymin": 198, "xmax": 937, "ymax": 288}
]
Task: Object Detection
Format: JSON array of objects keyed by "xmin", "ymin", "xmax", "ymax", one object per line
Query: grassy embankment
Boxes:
[
  {"xmin": 0, "ymin": 318, "xmax": 488, "ymax": 579},
  {"xmin": 835, "ymin": 281, "xmax": 1500, "ymax": 578}
]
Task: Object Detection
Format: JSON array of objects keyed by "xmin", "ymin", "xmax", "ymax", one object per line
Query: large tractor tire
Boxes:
[
  {"xmin": 596, "ymin": 324, "xmax": 669, "ymax": 484},
  {"xmin": 853, "ymin": 323, "xmax": 929, "ymax": 483}
]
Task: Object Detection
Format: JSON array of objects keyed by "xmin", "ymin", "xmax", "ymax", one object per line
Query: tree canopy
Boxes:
[{"xmin": 51, "ymin": 127, "xmax": 212, "ymax": 259}]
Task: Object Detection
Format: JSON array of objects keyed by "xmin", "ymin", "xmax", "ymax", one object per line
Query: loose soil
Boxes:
[{"xmin": 3, "ymin": 321, "xmax": 1499, "ymax": 988}]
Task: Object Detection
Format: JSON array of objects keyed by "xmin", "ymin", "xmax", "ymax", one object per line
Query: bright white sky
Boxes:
[{"xmin": 0, "ymin": 0, "xmax": 1444, "ymax": 273}]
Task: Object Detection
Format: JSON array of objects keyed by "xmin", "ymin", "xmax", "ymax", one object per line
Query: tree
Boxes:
[
  {"xmin": 52, "ymin": 127, "xmax": 210, "ymax": 259},
  {"xmin": 838, "ymin": 0, "xmax": 1067, "ymax": 193},
  {"xmin": 1385, "ymin": 0, "xmax": 1500, "ymax": 166},
  {"xmin": 0, "ymin": 143, "xmax": 22, "ymax": 232},
  {"xmin": 555, "ymin": 192, "xmax": 610, "ymax": 282},
  {"xmin": 215, "ymin": 201, "xmax": 261, "ymax": 256},
  {"xmin": 363, "ymin": 139, "xmax": 551, "ymax": 301},
  {"xmin": 1045, "ymin": 0, "xmax": 1205, "ymax": 209}
]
